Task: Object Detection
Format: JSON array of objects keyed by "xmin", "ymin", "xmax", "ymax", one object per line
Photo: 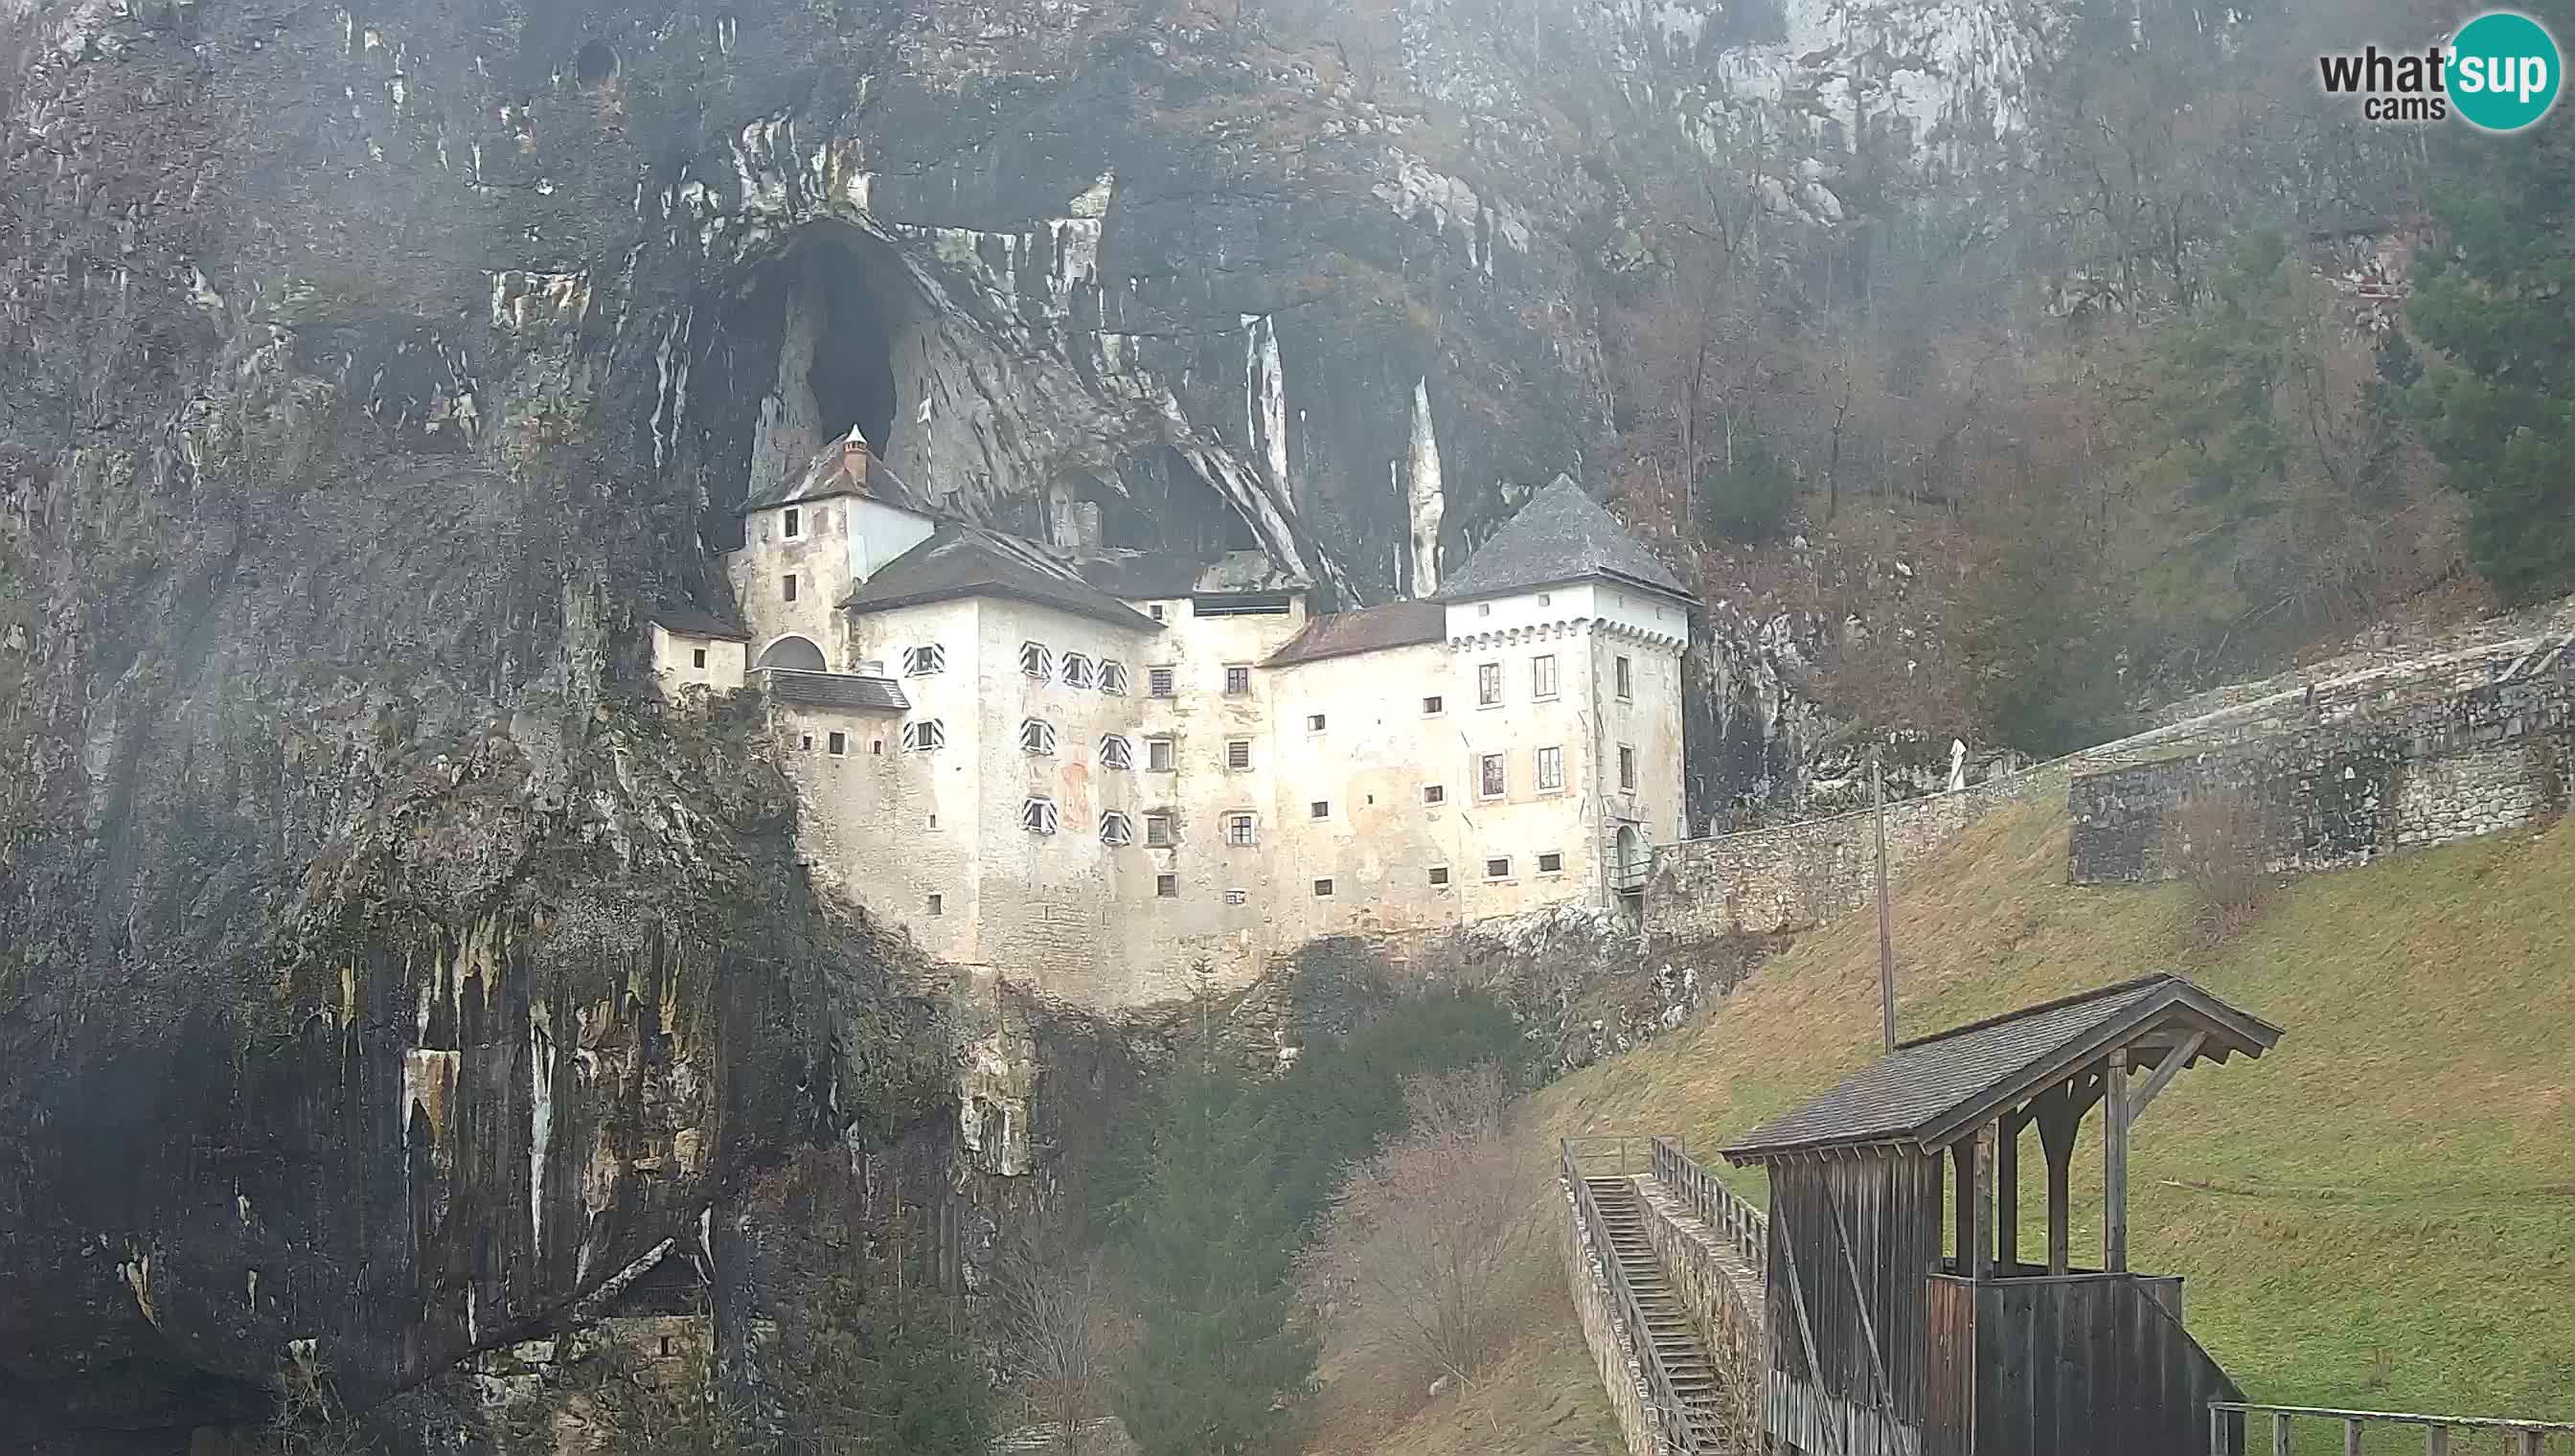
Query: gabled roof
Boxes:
[
  {"xmin": 649, "ymin": 605, "xmax": 750, "ymax": 642},
  {"xmin": 763, "ymin": 668, "xmax": 910, "ymax": 713},
  {"xmin": 1437, "ymin": 474, "xmax": 1692, "ymax": 604},
  {"xmin": 1720, "ymin": 975, "xmax": 2283, "ymax": 1164},
  {"xmin": 841, "ymin": 523, "xmax": 1163, "ymax": 633},
  {"xmin": 1264, "ymin": 599, "xmax": 1446, "ymax": 668},
  {"xmin": 741, "ymin": 429, "xmax": 937, "ymax": 516}
]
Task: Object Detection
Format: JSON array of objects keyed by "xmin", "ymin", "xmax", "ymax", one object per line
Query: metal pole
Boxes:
[{"xmin": 1874, "ymin": 750, "xmax": 1896, "ymax": 1055}]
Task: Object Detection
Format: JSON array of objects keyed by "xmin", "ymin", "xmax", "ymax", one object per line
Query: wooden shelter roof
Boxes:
[{"xmin": 1720, "ymin": 975, "xmax": 2282, "ymax": 1164}]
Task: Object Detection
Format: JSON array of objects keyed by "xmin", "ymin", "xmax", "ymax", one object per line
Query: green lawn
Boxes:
[{"xmin": 1537, "ymin": 800, "xmax": 2575, "ymax": 1430}]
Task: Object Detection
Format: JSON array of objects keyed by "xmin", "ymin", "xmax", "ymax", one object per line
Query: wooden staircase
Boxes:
[{"xmin": 1583, "ymin": 1173, "xmax": 1738, "ymax": 1451}]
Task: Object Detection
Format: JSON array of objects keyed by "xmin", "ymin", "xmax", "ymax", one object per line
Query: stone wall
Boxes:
[
  {"xmin": 1559, "ymin": 1178, "xmax": 1674, "ymax": 1456},
  {"xmin": 1633, "ymin": 1178, "xmax": 1764, "ymax": 1445},
  {"xmin": 1643, "ymin": 758, "xmax": 2080, "ymax": 939},
  {"xmin": 1646, "ymin": 626, "xmax": 2575, "ymax": 937},
  {"xmin": 2070, "ymin": 652, "xmax": 2571, "ymax": 884}
]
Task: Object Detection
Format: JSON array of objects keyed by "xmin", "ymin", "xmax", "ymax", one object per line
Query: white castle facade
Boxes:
[{"xmin": 653, "ymin": 432, "xmax": 1694, "ymax": 1010}]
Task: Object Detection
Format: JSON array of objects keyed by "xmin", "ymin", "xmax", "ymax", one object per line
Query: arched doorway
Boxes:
[
  {"xmin": 756, "ymin": 635, "xmax": 827, "ymax": 671},
  {"xmin": 1613, "ymin": 824, "xmax": 1646, "ymax": 893}
]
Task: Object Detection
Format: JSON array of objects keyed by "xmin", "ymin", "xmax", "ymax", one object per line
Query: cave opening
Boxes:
[
  {"xmin": 805, "ymin": 241, "xmax": 900, "ymax": 462},
  {"xmin": 575, "ymin": 40, "xmax": 618, "ymax": 85}
]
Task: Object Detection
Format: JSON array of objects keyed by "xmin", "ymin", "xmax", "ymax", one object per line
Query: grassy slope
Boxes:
[{"xmin": 1333, "ymin": 800, "xmax": 2575, "ymax": 1453}]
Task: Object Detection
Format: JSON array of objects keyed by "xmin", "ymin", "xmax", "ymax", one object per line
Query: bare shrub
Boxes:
[
  {"xmin": 1306, "ymin": 1063, "xmax": 1543, "ymax": 1388},
  {"xmin": 992, "ymin": 1180, "xmax": 1129, "ymax": 1453},
  {"xmin": 2166, "ymin": 790, "xmax": 2272, "ymax": 948}
]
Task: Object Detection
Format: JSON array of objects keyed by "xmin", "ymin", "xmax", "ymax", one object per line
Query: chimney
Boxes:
[{"xmin": 838, "ymin": 430, "xmax": 871, "ymax": 484}]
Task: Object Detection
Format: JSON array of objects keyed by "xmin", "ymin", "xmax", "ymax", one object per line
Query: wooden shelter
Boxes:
[{"xmin": 1719, "ymin": 974, "xmax": 2284, "ymax": 1456}]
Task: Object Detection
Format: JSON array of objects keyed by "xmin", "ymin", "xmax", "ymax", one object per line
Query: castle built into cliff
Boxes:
[{"xmin": 653, "ymin": 431, "xmax": 1695, "ymax": 1008}]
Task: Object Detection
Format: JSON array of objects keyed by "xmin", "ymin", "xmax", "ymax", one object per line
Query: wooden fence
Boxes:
[
  {"xmin": 2213, "ymin": 1402, "xmax": 2575, "ymax": 1455},
  {"xmin": 1648, "ymin": 1134, "xmax": 1767, "ymax": 1281}
]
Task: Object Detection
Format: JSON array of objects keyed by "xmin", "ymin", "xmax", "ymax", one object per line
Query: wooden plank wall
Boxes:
[
  {"xmin": 1962, "ymin": 1274, "xmax": 2244, "ymax": 1456},
  {"xmin": 1764, "ymin": 1152, "xmax": 1946, "ymax": 1456}
]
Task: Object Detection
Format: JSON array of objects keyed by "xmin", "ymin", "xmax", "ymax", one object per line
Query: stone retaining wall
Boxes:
[
  {"xmin": 1633, "ymin": 1177, "xmax": 1764, "ymax": 1445},
  {"xmin": 2070, "ymin": 653, "xmax": 2571, "ymax": 883},
  {"xmin": 1647, "ymin": 628, "xmax": 2575, "ymax": 936},
  {"xmin": 1560, "ymin": 1178, "xmax": 1674, "ymax": 1456}
]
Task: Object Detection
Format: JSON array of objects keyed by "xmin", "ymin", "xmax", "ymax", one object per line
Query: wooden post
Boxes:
[
  {"xmin": 1994, "ymin": 1112, "xmax": 2021, "ymax": 1275},
  {"xmin": 2038, "ymin": 1081, "xmax": 2080, "ymax": 1276},
  {"xmin": 2427, "ymin": 1424, "xmax": 2449, "ymax": 1456},
  {"xmin": 2273, "ymin": 1412, "xmax": 2290, "ymax": 1456},
  {"xmin": 2344, "ymin": 1419, "xmax": 2363, "ymax": 1456},
  {"xmin": 1874, "ymin": 752, "xmax": 1895, "ymax": 1055},
  {"xmin": 2106, "ymin": 1055, "xmax": 2131, "ymax": 1274},
  {"xmin": 1952, "ymin": 1137, "xmax": 1980, "ymax": 1278},
  {"xmin": 1974, "ymin": 1124, "xmax": 1997, "ymax": 1279}
]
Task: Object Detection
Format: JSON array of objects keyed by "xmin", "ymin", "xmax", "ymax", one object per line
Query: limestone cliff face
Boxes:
[{"xmin": 0, "ymin": 0, "xmax": 2069, "ymax": 1444}]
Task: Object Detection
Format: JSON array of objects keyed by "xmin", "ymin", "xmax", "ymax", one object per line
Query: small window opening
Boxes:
[
  {"xmin": 1313, "ymin": 878, "xmax": 1334, "ymax": 897},
  {"xmin": 1423, "ymin": 694, "xmax": 1444, "ymax": 715},
  {"xmin": 1307, "ymin": 713, "xmax": 1327, "ymax": 733},
  {"xmin": 1224, "ymin": 887, "xmax": 1248, "ymax": 905},
  {"xmin": 827, "ymin": 731, "xmax": 847, "ymax": 756},
  {"xmin": 693, "ymin": 648, "xmax": 707, "ymax": 669},
  {"xmin": 1149, "ymin": 666, "xmax": 1176, "ymax": 697},
  {"xmin": 1156, "ymin": 873, "xmax": 1178, "ymax": 898},
  {"xmin": 1226, "ymin": 739, "xmax": 1251, "ymax": 771},
  {"xmin": 1310, "ymin": 801, "xmax": 1330, "ymax": 819},
  {"xmin": 783, "ymin": 506, "xmax": 803, "ymax": 538},
  {"xmin": 1538, "ymin": 852, "xmax": 1564, "ymax": 874},
  {"xmin": 783, "ymin": 574, "xmax": 799, "ymax": 603},
  {"xmin": 1224, "ymin": 665, "xmax": 1251, "ymax": 696},
  {"xmin": 926, "ymin": 894, "xmax": 944, "ymax": 916},
  {"xmin": 1485, "ymin": 856, "xmax": 1512, "ymax": 879},
  {"xmin": 1424, "ymin": 784, "xmax": 1446, "ymax": 805},
  {"xmin": 1146, "ymin": 812, "xmax": 1174, "ymax": 846},
  {"xmin": 1428, "ymin": 865, "xmax": 1451, "ymax": 886}
]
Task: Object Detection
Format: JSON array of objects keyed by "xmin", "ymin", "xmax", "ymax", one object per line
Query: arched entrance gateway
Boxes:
[
  {"xmin": 1613, "ymin": 822, "xmax": 1646, "ymax": 895},
  {"xmin": 755, "ymin": 635, "xmax": 827, "ymax": 672}
]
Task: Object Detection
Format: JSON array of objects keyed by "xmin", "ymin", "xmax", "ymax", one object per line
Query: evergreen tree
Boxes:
[{"xmin": 2409, "ymin": 40, "xmax": 2575, "ymax": 604}]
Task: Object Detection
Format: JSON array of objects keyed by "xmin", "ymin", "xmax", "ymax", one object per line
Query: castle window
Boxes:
[
  {"xmin": 1224, "ymin": 812, "xmax": 1257, "ymax": 847},
  {"xmin": 1156, "ymin": 873, "xmax": 1178, "ymax": 897},
  {"xmin": 1428, "ymin": 865, "xmax": 1450, "ymax": 886},
  {"xmin": 1224, "ymin": 665, "xmax": 1251, "ymax": 696},
  {"xmin": 1424, "ymin": 784, "xmax": 1447, "ymax": 806},
  {"xmin": 1619, "ymin": 744, "xmax": 1637, "ymax": 791},
  {"xmin": 1310, "ymin": 800, "xmax": 1330, "ymax": 819},
  {"xmin": 1145, "ymin": 812, "xmax": 1174, "ymax": 846},
  {"xmin": 783, "ymin": 574, "xmax": 799, "ymax": 603},
  {"xmin": 1537, "ymin": 745, "xmax": 1563, "ymax": 792},
  {"xmin": 1538, "ymin": 852, "xmax": 1564, "ymax": 875},
  {"xmin": 1485, "ymin": 856, "xmax": 1512, "ymax": 880},
  {"xmin": 693, "ymin": 648, "xmax": 708, "ymax": 669},
  {"xmin": 1615, "ymin": 655, "xmax": 1633, "ymax": 700},
  {"xmin": 1225, "ymin": 739, "xmax": 1252, "ymax": 772},
  {"xmin": 1100, "ymin": 734, "xmax": 1134, "ymax": 770},
  {"xmin": 1479, "ymin": 753, "xmax": 1506, "ymax": 799},
  {"xmin": 827, "ymin": 732, "xmax": 847, "ymax": 756},
  {"xmin": 1150, "ymin": 603, "xmax": 1167, "ymax": 622},
  {"xmin": 1423, "ymin": 694, "xmax": 1444, "ymax": 716},
  {"xmin": 799, "ymin": 734, "xmax": 813, "ymax": 751},
  {"xmin": 872, "ymin": 739, "xmax": 883, "ymax": 755},
  {"xmin": 1149, "ymin": 665, "xmax": 1176, "ymax": 697},
  {"xmin": 926, "ymin": 894, "xmax": 944, "ymax": 916},
  {"xmin": 1224, "ymin": 888, "xmax": 1247, "ymax": 905},
  {"xmin": 1146, "ymin": 737, "xmax": 1176, "ymax": 772},
  {"xmin": 1477, "ymin": 662, "xmax": 1501, "ymax": 706},
  {"xmin": 1478, "ymin": 603, "xmax": 1492, "ymax": 617},
  {"xmin": 900, "ymin": 719, "xmax": 946, "ymax": 752},
  {"xmin": 1538, "ymin": 592, "xmax": 1552, "ymax": 606},
  {"xmin": 1313, "ymin": 878, "xmax": 1334, "ymax": 898},
  {"xmin": 1307, "ymin": 713, "xmax": 1327, "ymax": 733},
  {"xmin": 1020, "ymin": 642, "xmax": 1053, "ymax": 680},
  {"xmin": 1021, "ymin": 718, "xmax": 1058, "ymax": 756},
  {"xmin": 1099, "ymin": 660, "xmax": 1129, "ymax": 694},
  {"xmin": 784, "ymin": 507, "xmax": 803, "ymax": 539},
  {"xmin": 1022, "ymin": 797, "xmax": 1059, "ymax": 835},
  {"xmin": 1100, "ymin": 811, "xmax": 1133, "ymax": 847},
  {"xmin": 660, "ymin": 1335, "xmax": 676, "ymax": 1358},
  {"xmin": 1533, "ymin": 653, "xmax": 1559, "ymax": 700},
  {"xmin": 901, "ymin": 645, "xmax": 946, "ymax": 676},
  {"xmin": 1062, "ymin": 652, "xmax": 1096, "ymax": 689}
]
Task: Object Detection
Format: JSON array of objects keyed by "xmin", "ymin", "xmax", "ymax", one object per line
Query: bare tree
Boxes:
[
  {"xmin": 1307, "ymin": 1063, "xmax": 1541, "ymax": 1388},
  {"xmin": 991, "ymin": 1177, "xmax": 1127, "ymax": 1454}
]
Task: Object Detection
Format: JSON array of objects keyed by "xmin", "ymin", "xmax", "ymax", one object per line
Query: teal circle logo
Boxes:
[{"xmin": 2449, "ymin": 11, "xmax": 2562, "ymax": 131}]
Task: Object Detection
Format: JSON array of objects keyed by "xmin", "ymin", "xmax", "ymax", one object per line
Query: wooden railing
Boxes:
[
  {"xmin": 1648, "ymin": 1135, "xmax": 1767, "ymax": 1280},
  {"xmin": 1560, "ymin": 1138, "xmax": 1706, "ymax": 1455},
  {"xmin": 2211, "ymin": 1402, "xmax": 2575, "ymax": 1455}
]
